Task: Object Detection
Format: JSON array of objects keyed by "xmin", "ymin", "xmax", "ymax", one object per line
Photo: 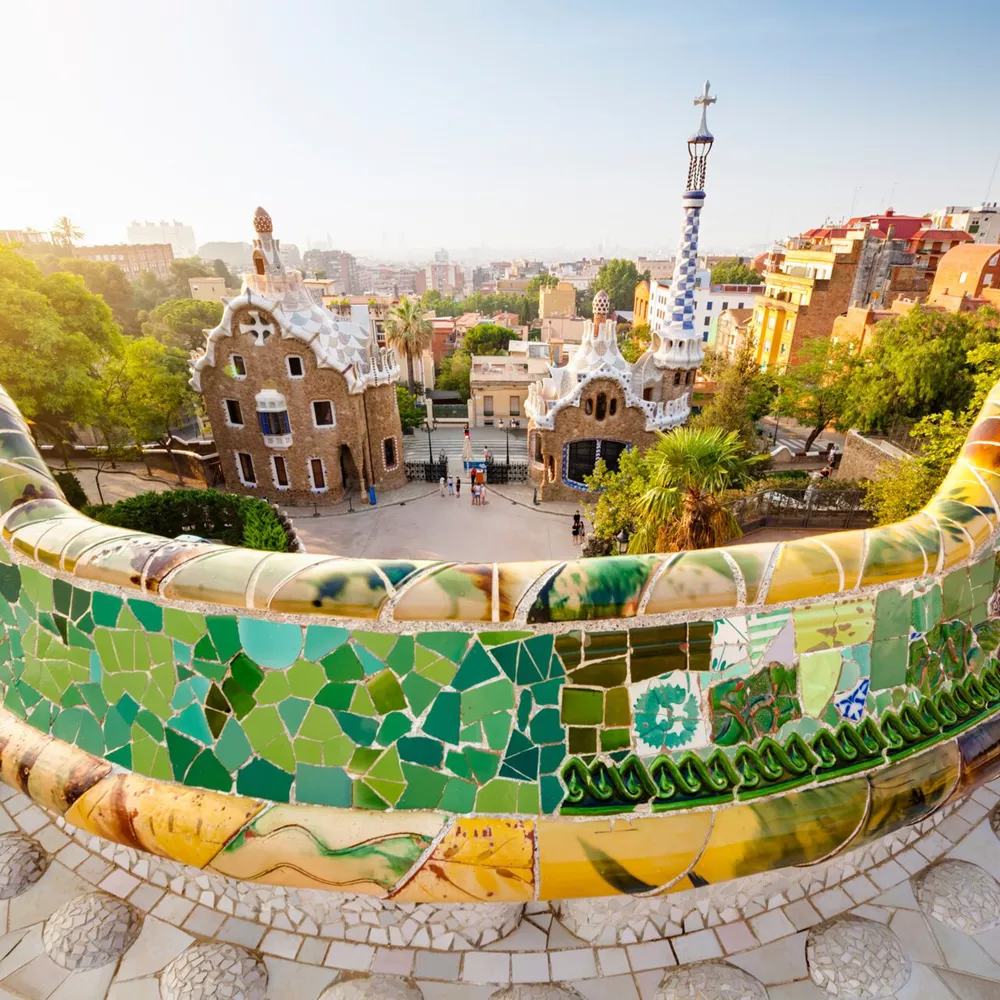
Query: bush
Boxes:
[
  {"xmin": 54, "ymin": 471, "xmax": 88, "ymax": 509},
  {"xmin": 83, "ymin": 488, "xmax": 289, "ymax": 552},
  {"xmin": 240, "ymin": 500, "xmax": 289, "ymax": 551}
]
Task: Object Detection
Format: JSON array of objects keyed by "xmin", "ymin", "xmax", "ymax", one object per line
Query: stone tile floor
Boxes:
[{"xmin": 0, "ymin": 781, "xmax": 996, "ymax": 997}]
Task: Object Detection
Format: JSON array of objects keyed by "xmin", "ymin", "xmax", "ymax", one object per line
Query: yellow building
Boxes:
[
  {"xmin": 750, "ymin": 239, "xmax": 861, "ymax": 372},
  {"xmin": 538, "ymin": 281, "xmax": 577, "ymax": 319},
  {"xmin": 632, "ymin": 279, "xmax": 650, "ymax": 325}
]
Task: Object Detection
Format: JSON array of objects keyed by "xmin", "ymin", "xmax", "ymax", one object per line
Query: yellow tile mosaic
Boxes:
[{"xmin": 392, "ymin": 817, "xmax": 535, "ymax": 902}]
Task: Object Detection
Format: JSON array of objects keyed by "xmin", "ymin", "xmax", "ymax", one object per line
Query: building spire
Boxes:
[
  {"xmin": 686, "ymin": 81, "xmax": 716, "ymax": 192},
  {"xmin": 650, "ymin": 83, "xmax": 718, "ymax": 374}
]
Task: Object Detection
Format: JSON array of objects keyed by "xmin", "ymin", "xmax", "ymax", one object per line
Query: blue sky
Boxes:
[{"xmin": 2, "ymin": 0, "xmax": 997, "ymax": 259}]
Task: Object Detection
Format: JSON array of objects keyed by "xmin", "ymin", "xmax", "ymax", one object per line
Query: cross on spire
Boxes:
[{"xmin": 694, "ymin": 80, "xmax": 716, "ymax": 110}]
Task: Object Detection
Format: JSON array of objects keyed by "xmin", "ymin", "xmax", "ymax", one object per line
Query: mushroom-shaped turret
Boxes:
[
  {"xmin": 253, "ymin": 206, "xmax": 273, "ymax": 234},
  {"xmin": 592, "ymin": 289, "xmax": 611, "ymax": 318}
]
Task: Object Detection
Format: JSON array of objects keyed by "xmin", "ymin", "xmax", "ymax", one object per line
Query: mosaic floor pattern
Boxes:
[{"xmin": 0, "ymin": 782, "xmax": 995, "ymax": 997}]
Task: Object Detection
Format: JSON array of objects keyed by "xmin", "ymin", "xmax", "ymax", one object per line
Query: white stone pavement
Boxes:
[{"xmin": 0, "ymin": 779, "xmax": 997, "ymax": 997}]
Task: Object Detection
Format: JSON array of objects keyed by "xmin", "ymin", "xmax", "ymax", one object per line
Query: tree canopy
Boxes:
[
  {"xmin": 396, "ymin": 385, "xmax": 426, "ymax": 431},
  {"xmin": 584, "ymin": 427, "xmax": 760, "ymax": 553},
  {"xmin": 0, "ymin": 246, "xmax": 121, "ymax": 439},
  {"xmin": 167, "ymin": 257, "xmax": 212, "ymax": 299},
  {"xmin": 694, "ymin": 340, "xmax": 777, "ymax": 451},
  {"xmin": 50, "ymin": 216, "xmax": 82, "ymax": 248},
  {"xmin": 419, "ymin": 289, "xmax": 534, "ymax": 325},
  {"xmin": 39, "ymin": 256, "xmax": 137, "ymax": 332},
  {"xmin": 212, "ymin": 258, "xmax": 236, "ymax": 287},
  {"xmin": 710, "ymin": 258, "xmax": 762, "ymax": 285},
  {"xmin": 141, "ymin": 298, "xmax": 224, "ymax": 352},
  {"xmin": 840, "ymin": 305, "xmax": 1000, "ymax": 433},
  {"xmin": 776, "ymin": 337, "xmax": 856, "ymax": 452},
  {"xmin": 618, "ymin": 323, "xmax": 651, "ymax": 364},
  {"xmin": 436, "ymin": 349, "xmax": 471, "ymax": 401},
  {"xmin": 384, "ymin": 297, "xmax": 433, "ymax": 393},
  {"xmin": 463, "ymin": 322, "xmax": 513, "ymax": 356},
  {"xmin": 131, "ymin": 270, "xmax": 171, "ymax": 313},
  {"xmin": 860, "ymin": 334, "xmax": 1000, "ymax": 525},
  {"xmin": 590, "ymin": 259, "xmax": 650, "ymax": 311}
]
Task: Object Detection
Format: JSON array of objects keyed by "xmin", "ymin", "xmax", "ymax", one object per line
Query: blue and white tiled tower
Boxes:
[{"xmin": 651, "ymin": 81, "xmax": 716, "ymax": 391}]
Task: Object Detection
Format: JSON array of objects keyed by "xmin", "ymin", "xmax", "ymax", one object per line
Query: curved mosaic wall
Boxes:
[{"xmin": 3, "ymin": 381, "xmax": 1000, "ymax": 902}]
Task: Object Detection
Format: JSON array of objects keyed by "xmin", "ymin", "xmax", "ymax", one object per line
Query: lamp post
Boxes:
[
  {"xmin": 422, "ymin": 420, "xmax": 434, "ymax": 464},
  {"xmin": 616, "ymin": 526, "xmax": 630, "ymax": 554}
]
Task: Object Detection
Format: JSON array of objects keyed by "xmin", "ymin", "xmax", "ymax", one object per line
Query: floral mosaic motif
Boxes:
[
  {"xmin": 630, "ymin": 674, "xmax": 705, "ymax": 753},
  {"xmin": 709, "ymin": 663, "xmax": 801, "ymax": 747},
  {"xmin": 835, "ymin": 678, "xmax": 870, "ymax": 722}
]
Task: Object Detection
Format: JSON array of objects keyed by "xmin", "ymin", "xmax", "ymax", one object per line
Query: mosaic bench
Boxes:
[{"xmin": 2, "ymin": 381, "xmax": 1000, "ymax": 904}]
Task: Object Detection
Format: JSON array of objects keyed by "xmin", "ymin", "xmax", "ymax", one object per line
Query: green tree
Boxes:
[
  {"xmin": 167, "ymin": 257, "xmax": 212, "ymax": 299},
  {"xmin": 0, "ymin": 246, "xmax": 121, "ymax": 441},
  {"xmin": 590, "ymin": 259, "xmax": 650, "ymax": 311},
  {"xmin": 40, "ymin": 256, "xmax": 137, "ymax": 332},
  {"xmin": 841, "ymin": 305, "xmax": 1000, "ymax": 433},
  {"xmin": 584, "ymin": 446, "xmax": 651, "ymax": 544},
  {"xmin": 463, "ymin": 322, "xmax": 513, "ymax": 356},
  {"xmin": 436, "ymin": 349, "xmax": 471, "ymax": 401},
  {"xmin": 710, "ymin": 258, "xmax": 762, "ymax": 285},
  {"xmin": 861, "ymin": 339, "xmax": 1000, "ymax": 525},
  {"xmin": 131, "ymin": 270, "xmax": 171, "ymax": 313},
  {"xmin": 694, "ymin": 339, "xmax": 776, "ymax": 450},
  {"xmin": 212, "ymin": 258, "xmax": 237, "ymax": 287},
  {"xmin": 776, "ymin": 337, "xmax": 856, "ymax": 452},
  {"xmin": 117, "ymin": 337, "xmax": 199, "ymax": 480},
  {"xmin": 576, "ymin": 287, "xmax": 593, "ymax": 319},
  {"xmin": 618, "ymin": 323, "xmax": 651, "ymax": 364},
  {"xmin": 628, "ymin": 427, "xmax": 759, "ymax": 552},
  {"xmin": 396, "ymin": 384, "xmax": 427, "ymax": 431},
  {"xmin": 384, "ymin": 297, "xmax": 433, "ymax": 393},
  {"xmin": 141, "ymin": 298, "xmax": 224, "ymax": 352},
  {"xmin": 585, "ymin": 427, "xmax": 759, "ymax": 553},
  {"xmin": 50, "ymin": 216, "xmax": 82, "ymax": 248}
]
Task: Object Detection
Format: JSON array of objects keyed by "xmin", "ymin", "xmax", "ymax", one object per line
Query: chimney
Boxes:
[{"xmin": 885, "ymin": 209, "xmax": 894, "ymax": 217}]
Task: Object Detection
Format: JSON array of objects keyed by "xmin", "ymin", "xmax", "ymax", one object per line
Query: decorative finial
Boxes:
[
  {"xmin": 690, "ymin": 81, "xmax": 716, "ymax": 142},
  {"xmin": 592, "ymin": 289, "xmax": 611, "ymax": 317},
  {"xmin": 253, "ymin": 206, "xmax": 273, "ymax": 234}
]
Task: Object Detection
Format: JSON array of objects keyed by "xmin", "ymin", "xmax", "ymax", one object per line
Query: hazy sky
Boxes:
[{"xmin": 3, "ymin": 0, "xmax": 998, "ymax": 259}]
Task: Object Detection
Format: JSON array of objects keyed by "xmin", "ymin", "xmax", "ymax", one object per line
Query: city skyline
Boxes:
[{"xmin": 2, "ymin": 0, "xmax": 998, "ymax": 260}]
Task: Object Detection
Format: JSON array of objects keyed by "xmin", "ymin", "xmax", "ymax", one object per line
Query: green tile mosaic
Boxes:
[{"xmin": 1, "ymin": 514, "xmax": 998, "ymax": 824}]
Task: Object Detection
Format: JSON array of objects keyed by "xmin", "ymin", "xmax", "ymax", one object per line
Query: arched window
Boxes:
[
  {"xmin": 673, "ymin": 372, "xmax": 681, "ymax": 385},
  {"xmin": 595, "ymin": 393, "xmax": 607, "ymax": 420},
  {"xmin": 546, "ymin": 455, "xmax": 555, "ymax": 482},
  {"xmin": 584, "ymin": 398, "xmax": 594, "ymax": 416},
  {"xmin": 253, "ymin": 251, "xmax": 266, "ymax": 276},
  {"xmin": 609, "ymin": 398, "xmax": 617, "ymax": 416},
  {"xmin": 685, "ymin": 371, "xmax": 692, "ymax": 385}
]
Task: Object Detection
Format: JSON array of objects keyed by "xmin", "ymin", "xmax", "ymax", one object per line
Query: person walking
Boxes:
[
  {"xmin": 480, "ymin": 482, "xmax": 487, "ymax": 505},
  {"xmin": 439, "ymin": 476, "xmax": 446, "ymax": 496},
  {"xmin": 447, "ymin": 476, "xmax": 454, "ymax": 496},
  {"xmin": 455, "ymin": 477, "xmax": 461, "ymax": 499},
  {"xmin": 572, "ymin": 511, "xmax": 582, "ymax": 545}
]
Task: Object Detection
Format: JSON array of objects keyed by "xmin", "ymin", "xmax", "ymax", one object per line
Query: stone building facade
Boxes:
[{"xmin": 190, "ymin": 208, "xmax": 405, "ymax": 504}]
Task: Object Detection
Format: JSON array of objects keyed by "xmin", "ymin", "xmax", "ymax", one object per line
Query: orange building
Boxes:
[{"xmin": 928, "ymin": 243, "xmax": 1000, "ymax": 310}]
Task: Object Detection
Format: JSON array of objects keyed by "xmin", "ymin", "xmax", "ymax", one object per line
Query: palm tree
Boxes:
[
  {"xmin": 51, "ymin": 216, "xmax": 83, "ymax": 248},
  {"xmin": 384, "ymin": 297, "xmax": 432, "ymax": 394},
  {"xmin": 629, "ymin": 426, "xmax": 761, "ymax": 553}
]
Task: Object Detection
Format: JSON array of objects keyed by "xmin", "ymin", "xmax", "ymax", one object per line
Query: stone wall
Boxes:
[{"xmin": 837, "ymin": 428, "xmax": 909, "ymax": 481}]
